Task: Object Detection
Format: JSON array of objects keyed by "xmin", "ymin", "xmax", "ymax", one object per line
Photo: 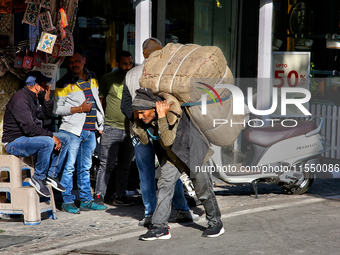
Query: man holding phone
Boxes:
[
  {"xmin": 54, "ymin": 45, "xmax": 107, "ymax": 214},
  {"xmin": 2, "ymin": 70, "xmax": 70, "ymax": 197}
]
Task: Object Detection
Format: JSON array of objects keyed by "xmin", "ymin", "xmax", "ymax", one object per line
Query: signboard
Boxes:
[
  {"xmin": 33, "ymin": 63, "xmax": 58, "ymax": 90},
  {"xmin": 272, "ymin": 51, "xmax": 311, "ymax": 116}
]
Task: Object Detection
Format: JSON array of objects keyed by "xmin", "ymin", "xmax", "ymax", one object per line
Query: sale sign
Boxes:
[{"xmin": 272, "ymin": 52, "xmax": 311, "ymax": 116}]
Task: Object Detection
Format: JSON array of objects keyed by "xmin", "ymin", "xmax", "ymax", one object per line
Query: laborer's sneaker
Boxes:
[
  {"xmin": 176, "ymin": 210, "xmax": 200, "ymax": 222},
  {"xmin": 202, "ymin": 222, "xmax": 225, "ymax": 238},
  {"xmin": 138, "ymin": 216, "xmax": 152, "ymax": 227},
  {"xmin": 94, "ymin": 193, "xmax": 105, "ymax": 205},
  {"xmin": 29, "ymin": 176, "xmax": 50, "ymax": 197},
  {"xmin": 139, "ymin": 226, "xmax": 171, "ymax": 241},
  {"xmin": 46, "ymin": 176, "xmax": 66, "ymax": 192},
  {"xmin": 80, "ymin": 200, "xmax": 107, "ymax": 211},
  {"xmin": 62, "ymin": 203, "xmax": 80, "ymax": 214},
  {"xmin": 112, "ymin": 195, "xmax": 134, "ymax": 206}
]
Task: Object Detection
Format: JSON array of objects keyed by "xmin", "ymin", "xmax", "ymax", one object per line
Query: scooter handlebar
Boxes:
[{"xmin": 305, "ymin": 117, "xmax": 324, "ymax": 137}]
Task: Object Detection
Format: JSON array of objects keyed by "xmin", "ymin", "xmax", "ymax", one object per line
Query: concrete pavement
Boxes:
[{"xmin": 0, "ymin": 178, "xmax": 339, "ymax": 254}]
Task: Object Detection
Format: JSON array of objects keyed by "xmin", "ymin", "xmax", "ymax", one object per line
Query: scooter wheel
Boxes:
[{"xmin": 280, "ymin": 171, "xmax": 314, "ymax": 195}]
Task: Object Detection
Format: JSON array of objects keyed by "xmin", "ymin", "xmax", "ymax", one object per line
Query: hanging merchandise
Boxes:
[
  {"xmin": 66, "ymin": 0, "xmax": 79, "ymax": 33},
  {"xmin": 23, "ymin": 50, "xmax": 33, "ymax": 69},
  {"xmin": 51, "ymin": 44, "xmax": 60, "ymax": 57},
  {"xmin": 22, "ymin": 3, "xmax": 41, "ymax": 26},
  {"xmin": 123, "ymin": 23, "xmax": 135, "ymax": 61},
  {"xmin": 0, "ymin": 0, "xmax": 12, "ymax": 14},
  {"xmin": 0, "ymin": 59, "xmax": 8, "ymax": 77},
  {"xmin": 60, "ymin": 22, "xmax": 66, "ymax": 39},
  {"xmin": 14, "ymin": 52, "xmax": 23, "ymax": 68},
  {"xmin": 37, "ymin": 31, "xmax": 57, "ymax": 54},
  {"xmin": 59, "ymin": 7, "xmax": 68, "ymax": 28},
  {"xmin": 39, "ymin": 11, "xmax": 55, "ymax": 31},
  {"xmin": 33, "ymin": 51, "xmax": 42, "ymax": 67},
  {"xmin": 216, "ymin": 0, "xmax": 222, "ymax": 8},
  {"xmin": 13, "ymin": 0, "xmax": 27, "ymax": 13},
  {"xmin": 0, "ymin": 13, "xmax": 12, "ymax": 35},
  {"xmin": 41, "ymin": 0, "xmax": 53, "ymax": 10},
  {"xmin": 24, "ymin": 0, "xmax": 41, "ymax": 3},
  {"xmin": 107, "ymin": 22, "xmax": 117, "ymax": 68},
  {"xmin": 54, "ymin": 29, "xmax": 74, "ymax": 56}
]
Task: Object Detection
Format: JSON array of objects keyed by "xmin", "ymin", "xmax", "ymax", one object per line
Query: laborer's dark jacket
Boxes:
[{"xmin": 2, "ymin": 86, "xmax": 53, "ymax": 143}]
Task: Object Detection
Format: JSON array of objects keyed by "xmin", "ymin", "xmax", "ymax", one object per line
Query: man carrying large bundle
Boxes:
[
  {"xmin": 139, "ymin": 42, "xmax": 244, "ymax": 147},
  {"xmin": 132, "ymin": 88, "xmax": 224, "ymax": 240},
  {"xmin": 121, "ymin": 38, "xmax": 199, "ymax": 227}
]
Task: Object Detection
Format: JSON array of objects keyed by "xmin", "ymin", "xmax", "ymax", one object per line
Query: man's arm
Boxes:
[
  {"xmin": 39, "ymin": 98, "xmax": 54, "ymax": 119},
  {"xmin": 156, "ymin": 101, "xmax": 180, "ymax": 147},
  {"xmin": 98, "ymin": 75, "xmax": 108, "ymax": 112},
  {"xmin": 53, "ymin": 84, "xmax": 90, "ymax": 116},
  {"xmin": 13, "ymin": 98, "xmax": 53, "ymax": 138},
  {"xmin": 99, "ymin": 97, "xmax": 106, "ymax": 112},
  {"xmin": 121, "ymin": 81, "xmax": 134, "ymax": 122},
  {"xmin": 38, "ymin": 85, "xmax": 54, "ymax": 119},
  {"xmin": 158, "ymin": 117, "xmax": 179, "ymax": 147}
]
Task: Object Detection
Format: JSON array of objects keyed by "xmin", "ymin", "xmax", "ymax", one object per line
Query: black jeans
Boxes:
[{"xmin": 95, "ymin": 126, "xmax": 134, "ymax": 197}]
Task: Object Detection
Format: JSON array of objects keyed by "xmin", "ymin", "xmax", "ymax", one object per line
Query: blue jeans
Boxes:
[
  {"xmin": 60, "ymin": 130, "xmax": 96, "ymax": 204},
  {"xmin": 133, "ymin": 138, "xmax": 189, "ymax": 217},
  {"xmin": 5, "ymin": 132, "xmax": 70, "ymax": 181},
  {"xmin": 95, "ymin": 126, "xmax": 134, "ymax": 197}
]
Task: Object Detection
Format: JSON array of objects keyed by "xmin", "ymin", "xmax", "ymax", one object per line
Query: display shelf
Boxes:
[{"xmin": 274, "ymin": 33, "xmax": 340, "ymax": 40}]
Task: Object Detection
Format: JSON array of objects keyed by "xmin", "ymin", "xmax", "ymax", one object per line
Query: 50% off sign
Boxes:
[{"xmin": 272, "ymin": 52, "xmax": 311, "ymax": 116}]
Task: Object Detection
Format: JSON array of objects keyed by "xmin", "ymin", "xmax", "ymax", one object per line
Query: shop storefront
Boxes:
[
  {"xmin": 1, "ymin": 0, "xmax": 340, "ymax": 154},
  {"xmin": 273, "ymin": 0, "xmax": 340, "ymax": 105}
]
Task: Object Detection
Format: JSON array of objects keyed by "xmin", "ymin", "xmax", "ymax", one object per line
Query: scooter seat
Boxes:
[{"xmin": 244, "ymin": 121, "xmax": 317, "ymax": 147}]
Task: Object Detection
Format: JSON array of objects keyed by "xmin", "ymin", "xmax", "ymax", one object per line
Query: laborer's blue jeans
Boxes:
[{"xmin": 133, "ymin": 138, "xmax": 189, "ymax": 217}]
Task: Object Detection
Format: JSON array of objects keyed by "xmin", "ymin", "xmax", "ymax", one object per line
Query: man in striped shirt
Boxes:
[{"xmin": 54, "ymin": 45, "xmax": 107, "ymax": 214}]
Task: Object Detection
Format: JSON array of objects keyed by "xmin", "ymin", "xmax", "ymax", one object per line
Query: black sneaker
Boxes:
[
  {"xmin": 29, "ymin": 176, "xmax": 51, "ymax": 197},
  {"xmin": 46, "ymin": 176, "xmax": 66, "ymax": 192},
  {"xmin": 139, "ymin": 226, "xmax": 171, "ymax": 241},
  {"xmin": 94, "ymin": 193, "xmax": 105, "ymax": 205},
  {"xmin": 202, "ymin": 222, "xmax": 225, "ymax": 238},
  {"xmin": 112, "ymin": 195, "xmax": 134, "ymax": 206},
  {"xmin": 138, "ymin": 216, "xmax": 152, "ymax": 227}
]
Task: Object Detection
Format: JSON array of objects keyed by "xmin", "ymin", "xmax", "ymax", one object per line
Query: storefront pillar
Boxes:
[
  {"xmin": 135, "ymin": 0, "xmax": 152, "ymax": 65},
  {"xmin": 257, "ymin": 0, "xmax": 273, "ymax": 123}
]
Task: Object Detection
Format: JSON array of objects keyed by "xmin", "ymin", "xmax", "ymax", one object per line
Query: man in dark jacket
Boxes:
[
  {"xmin": 2, "ymin": 71, "xmax": 70, "ymax": 197},
  {"xmin": 132, "ymin": 88, "xmax": 224, "ymax": 240}
]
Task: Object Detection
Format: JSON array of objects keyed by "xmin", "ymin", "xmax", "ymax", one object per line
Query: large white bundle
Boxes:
[
  {"xmin": 188, "ymin": 85, "xmax": 245, "ymax": 147},
  {"xmin": 140, "ymin": 43, "xmax": 232, "ymax": 103},
  {"xmin": 140, "ymin": 43, "xmax": 244, "ymax": 146}
]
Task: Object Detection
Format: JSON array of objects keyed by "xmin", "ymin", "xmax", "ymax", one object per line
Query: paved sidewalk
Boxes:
[
  {"xmin": 1, "ymin": 178, "xmax": 339, "ymax": 254},
  {"xmin": 0, "ymin": 194, "xmax": 147, "ymax": 254},
  {"xmin": 0, "ymin": 191, "xmax": 205, "ymax": 254}
]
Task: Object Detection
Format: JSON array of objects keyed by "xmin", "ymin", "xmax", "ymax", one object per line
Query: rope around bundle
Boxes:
[{"xmin": 181, "ymin": 94, "xmax": 230, "ymax": 107}]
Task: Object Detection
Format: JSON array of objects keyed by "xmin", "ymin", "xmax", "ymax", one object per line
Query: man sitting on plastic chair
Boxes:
[{"xmin": 2, "ymin": 71, "xmax": 70, "ymax": 197}]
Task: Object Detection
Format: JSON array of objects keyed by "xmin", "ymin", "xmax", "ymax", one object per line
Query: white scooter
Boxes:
[{"xmin": 183, "ymin": 117, "xmax": 330, "ymax": 198}]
